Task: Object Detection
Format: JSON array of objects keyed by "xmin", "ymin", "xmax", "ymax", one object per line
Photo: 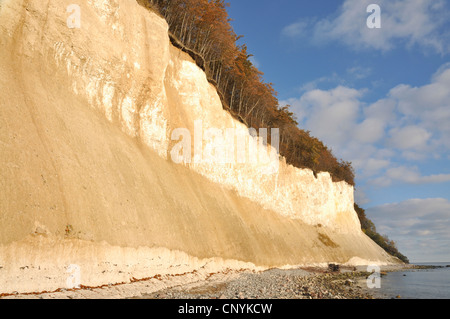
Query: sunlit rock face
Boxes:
[{"xmin": 0, "ymin": 0, "xmax": 397, "ymax": 294}]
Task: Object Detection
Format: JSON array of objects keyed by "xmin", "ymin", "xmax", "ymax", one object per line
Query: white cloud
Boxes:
[
  {"xmin": 281, "ymin": 20, "xmax": 311, "ymax": 38},
  {"xmin": 347, "ymin": 66, "xmax": 372, "ymax": 79},
  {"xmin": 296, "ymin": 72, "xmax": 343, "ymax": 93},
  {"xmin": 284, "ymin": 63, "xmax": 450, "ymax": 186},
  {"xmin": 284, "ymin": 0, "xmax": 450, "ymax": 54},
  {"xmin": 370, "ymin": 166, "xmax": 450, "ymax": 186},
  {"xmin": 366, "ymin": 198, "xmax": 450, "ymax": 262},
  {"xmin": 284, "ymin": 86, "xmax": 364, "ymax": 146},
  {"xmin": 388, "ymin": 66, "xmax": 450, "ymax": 135},
  {"xmin": 363, "ymin": 98, "xmax": 396, "ymax": 123},
  {"xmin": 354, "ymin": 118, "xmax": 386, "ymax": 144},
  {"xmin": 388, "ymin": 126, "xmax": 432, "ymax": 150},
  {"xmin": 295, "ymin": 68, "xmax": 372, "ymax": 93},
  {"xmin": 362, "ymin": 158, "xmax": 391, "ymax": 175}
]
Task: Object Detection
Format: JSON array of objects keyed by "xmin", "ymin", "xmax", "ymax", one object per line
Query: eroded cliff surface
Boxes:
[{"xmin": 0, "ymin": 0, "xmax": 398, "ymax": 294}]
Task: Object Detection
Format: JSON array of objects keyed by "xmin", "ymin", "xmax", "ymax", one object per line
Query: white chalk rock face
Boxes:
[{"xmin": 0, "ymin": 0, "xmax": 398, "ymax": 294}]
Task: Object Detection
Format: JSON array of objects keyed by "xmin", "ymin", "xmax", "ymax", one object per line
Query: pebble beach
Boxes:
[
  {"xmin": 2, "ymin": 264, "xmax": 414, "ymax": 299},
  {"xmin": 137, "ymin": 267, "xmax": 385, "ymax": 300}
]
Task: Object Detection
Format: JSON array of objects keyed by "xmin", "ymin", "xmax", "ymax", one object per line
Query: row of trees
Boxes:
[{"xmin": 140, "ymin": 0, "xmax": 355, "ymax": 185}]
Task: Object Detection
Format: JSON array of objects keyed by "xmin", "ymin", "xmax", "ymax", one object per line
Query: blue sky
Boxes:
[{"xmin": 227, "ymin": 0, "xmax": 450, "ymax": 263}]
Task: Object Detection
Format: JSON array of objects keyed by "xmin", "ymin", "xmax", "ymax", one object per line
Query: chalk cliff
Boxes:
[{"xmin": 0, "ymin": 0, "xmax": 399, "ymax": 294}]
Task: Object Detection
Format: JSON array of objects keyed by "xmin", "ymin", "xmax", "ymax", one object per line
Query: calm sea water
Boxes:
[{"xmin": 373, "ymin": 262, "xmax": 450, "ymax": 299}]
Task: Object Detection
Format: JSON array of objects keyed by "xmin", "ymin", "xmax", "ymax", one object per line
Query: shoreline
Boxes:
[{"xmin": 2, "ymin": 263, "xmax": 420, "ymax": 300}]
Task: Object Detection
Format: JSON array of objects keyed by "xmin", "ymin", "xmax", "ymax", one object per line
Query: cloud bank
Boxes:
[
  {"xmin": 367, "ymin": 198, "xmax": 450, "ymax": 262},
  {"xmin": 282, "ymin": 0, "xmax": 450, "ymax": 54}
]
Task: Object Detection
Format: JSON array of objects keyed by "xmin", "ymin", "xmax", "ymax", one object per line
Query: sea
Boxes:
[{"xmin": 371, "ymin": 262, "xmax": 450, "ymax": 299}]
